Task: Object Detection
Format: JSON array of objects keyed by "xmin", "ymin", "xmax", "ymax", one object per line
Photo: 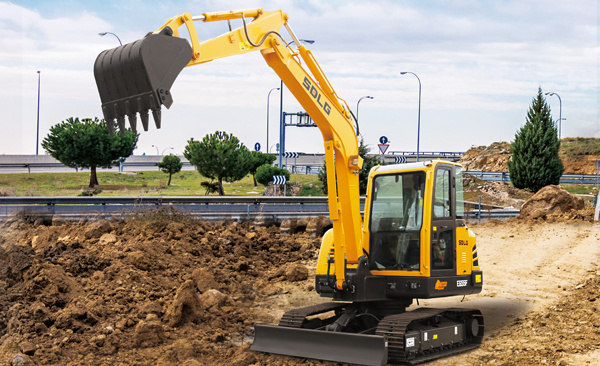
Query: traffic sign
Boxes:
[
  {"xmin": 379, "ymin": 136, "xmax": 388, "ymax": 144},
  {"xmin": 283, "ymin": 152, "xmax": 299, "ymax": 158},
  {"xmin": 272, "ymin": 175, "xmax": 287, "ymax": 185},
  {"xmin": 254, "ymin": 142, "xmax": 261, "ymax": 152},
  {"xmin": 395, "ymin": 156, "xmax": 407, "ymax": 164},
  {"xmin": 378, "ymin": 144, "xmax": 389, "ymax": 155}
]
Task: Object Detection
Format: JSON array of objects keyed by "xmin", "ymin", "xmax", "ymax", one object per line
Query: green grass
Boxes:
[
  {"xmin": 0, "ymin": 170, "xmax": 324, "ymax": 197},
  {"xmin": 560, "ymin": 137, "xmax": 600, "ymax": 157}
]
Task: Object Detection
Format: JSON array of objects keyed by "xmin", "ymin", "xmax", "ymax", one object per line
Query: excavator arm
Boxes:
[{"xmin": 94, "ymin": 8, "xmax": 363, "ymax": 290}]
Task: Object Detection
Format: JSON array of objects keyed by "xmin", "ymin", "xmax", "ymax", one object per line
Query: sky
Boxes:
[{"xmin": 1, "ymin": 0, "xmax": 598, "ymax": 156}]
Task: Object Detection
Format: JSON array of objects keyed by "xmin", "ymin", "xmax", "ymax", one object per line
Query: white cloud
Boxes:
[{"xmin": 0, "ymin": 0, "xmax": 597, "ymax": 155}]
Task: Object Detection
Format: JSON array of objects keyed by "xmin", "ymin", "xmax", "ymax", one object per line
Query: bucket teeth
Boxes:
[
  {"xmin": 117, "ymin": 117, "xmax": 126, "ymax": 136},
  {"xmin": 128, "ymin": 114, "xmax": 138, "ymax": 134},
  {"xmin": 93, "ymin": 30, "xmax": 192, "ymax": 135},
  {"xmin": 106, "ymin": 119, "xmax": 115, "ymax": 137},
  {"xmin": 140, "ymin": 111, "xmax": 150, "ymax": 131},
  {"xmin": 152, "ymin": 109, "xmax": 162, "ymax": 129}
]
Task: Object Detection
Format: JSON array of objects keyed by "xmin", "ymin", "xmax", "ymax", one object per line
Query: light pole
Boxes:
[
  {"xmin": 356, "ymin": 96, "xmax": 373, "ymax": 136},
  {"xmin": 36, "ymin": 70, "xmax": 41, "ymax": 155},
  {"xmin": 98, "ymin": 32, "xmax": 122, "ymax": 46},
  {"xmin": 279, "ymin": 39, "xmax": 314, "ymax": 167},
  {"xmin": 400, "ymin": 72, "xmax": 421, "ymax": 162},
  {"xmin": 267, "ymin": 87, "xmax": 280, "ymax": 154},
  {"xmin": 162, "ymin": 147, "xmax": 174, "ymax": 155},
  {"xmin": 545, "ymin": 92, "xmax": 562, "ymax": 139},
  {"xmin": 152, "ymin": 145, "xmax": 159, "ymax": 155}
]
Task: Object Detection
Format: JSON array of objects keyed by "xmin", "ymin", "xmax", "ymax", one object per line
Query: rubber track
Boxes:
[
  {"xmin": 375, "ymin": 308, "xmax": 484, "ymax": 365},
  {"xmin": 278, "ymin": 302, "xmax": 346, "ymax": 328}
]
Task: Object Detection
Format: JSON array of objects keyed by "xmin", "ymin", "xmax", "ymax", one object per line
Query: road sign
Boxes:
[
  {"xmin": 378, "ymin": 144, "xmax": 389, "ymax": 155},
  {"xmin": 379, "ymin": 136, "xmax": 388, "ymax": 144},
  {"xmin": 254, "ymin": 142, "xmax": 261, "ymax": 152},
  {"xmin": 272, "ymin": 175, "xmax": 287, "ymax": 185},
  {"xmin": 395, "ymin": 156, "xmax": 407, "ymax": 164},
  {"xmin": 283, "ymin": 152, "xmax": 299, "ymax": 158}
]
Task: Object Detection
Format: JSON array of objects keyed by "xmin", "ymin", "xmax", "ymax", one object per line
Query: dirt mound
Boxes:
[
  {"xmin": 473, "ymin": 273, "xmax": 600, "ymax": 366},
  {"xmin": 520, "ymin": 185, "xmax": 585, "ymax": 219},
  {"xmin": 0, "ymin": 214, "xmax": 324, "ymax": 366},
  {"xmin": 459, "ymin": 142, "xmax": 512, "ymax": 172}
]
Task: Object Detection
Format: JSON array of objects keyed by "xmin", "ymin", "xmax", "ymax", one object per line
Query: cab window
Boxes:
[
  {"xmin": 368, "ymin": 172, "xmax": 424, "ymax": 271},
  {"xmin": 433, "ymin": 169, "xmax": 451, "ymax": 218}
]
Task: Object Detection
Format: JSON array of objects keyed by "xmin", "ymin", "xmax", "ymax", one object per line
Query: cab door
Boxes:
[{"xmin": 430, "ymin": 165, "xmax": 456, "ymax": 277}]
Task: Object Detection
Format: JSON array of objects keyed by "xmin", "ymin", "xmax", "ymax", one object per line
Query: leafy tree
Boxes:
[
  {"xmin": 255, "ymin": 164, "xmax": 290, "ymax": 186},
  {"xmin": 42, "ymin": 117, "xmax": 138, "ymax": 188},
  {"xmin": 248, "ymin": 151, "xmax": 277, "ymax": 186},
  {"xmin": 507, "ymin": 87, "xmax": 564, "ymax": 192},
  {"xmin": 183, "ymin": 131, "xmax": 251, "ymax": 195},
  {"xmin": 157, "ymin": 154, "xmax": 183, "ymax": 185},
  {"xmin": 318, "ymin": 137, "xmax": 382, "ymax": 195}
]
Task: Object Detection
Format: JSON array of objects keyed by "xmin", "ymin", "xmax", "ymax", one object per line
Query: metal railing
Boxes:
[{"xmin": 0, "ymin": 196, "xmax": 517, "ymax": 221}]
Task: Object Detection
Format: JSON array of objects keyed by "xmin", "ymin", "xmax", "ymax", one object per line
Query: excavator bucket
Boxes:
[
  {"xmin": 251, "ymin": 325, "xmax": 388, "ymax": 366},
  {"xmin": 93, "ymin": 28, "xmax": 193, "ymax": 135}
]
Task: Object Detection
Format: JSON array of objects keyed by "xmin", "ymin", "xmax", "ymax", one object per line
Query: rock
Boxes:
[
  {"xmin": 191, "ymin": 268, "xmax": 217, "ymax": 293},
  {"xmin": 98, "ymin": 233, "xmax": 117, "ymax": 244},
  {"xmin": 200, "ymin": 289, "xmax": 230, "ymax": 309},
  {"xmin": 306, "ymin": 216, "xmax": 332, "ymax": 237},
  {"xmin": 84, "ymin": 220, "xmax": 112, "ymax": 239},
  {"xmin": 91, "ymin": 334, "xmax": 107, "ymax": 347},
  {"xmin": 520, "ymin": 185, "xmax": 585, "ymax": 219},
  {"xmin": 285, "ymin": 264, "xmax": 309, "ymax": 282},
  {"xmin": 11, "ymin": 353, "xmax": 34, "ymax": 366},
  {"xmin": 18, "ymin": 341, "xmax": 36, "ymax": 356},
  {"xmin": 165, "ymin": 280, "xmax": 202, "ymax": 327},
  {"xmin": 134, "ymin": 314, "xmax": 164, "ymax": 347}
]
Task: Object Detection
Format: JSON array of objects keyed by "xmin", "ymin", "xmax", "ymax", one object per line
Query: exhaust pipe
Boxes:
[{"xmin": 93, "ymin": 27, "xmax": 193, "ymax": 135}]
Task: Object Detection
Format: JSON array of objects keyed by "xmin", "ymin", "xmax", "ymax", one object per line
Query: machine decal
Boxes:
[
  {"xmin": 302, "ymin": 77, "xmax": 332, "ymax": 115},
  {"xmin": 475, "ymin": 274, "xmax": 482, "ymax": 283},
  {"xmin": 435, "ymin": 280, "xmax": 447, "ymax": 290},
  {"xmin": 406, "ymin": 337, "xmax": 415, "ymax": 347}
]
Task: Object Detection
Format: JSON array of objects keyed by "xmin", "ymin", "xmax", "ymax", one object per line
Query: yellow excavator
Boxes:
[{"xmin": 94, "ymin": 9, "xmax": 484, "ymax": 365}]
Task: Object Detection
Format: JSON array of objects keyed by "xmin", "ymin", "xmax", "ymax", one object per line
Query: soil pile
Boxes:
[
  {"xmin": 520, "ymin": 185, "xmax": 586, "ymax": 220},
  {"xmin": 473, "ymin": 273, "xmax": 600, "ymax": 366},
  {"xmin": 0, "ymin": 212, "xmax": 324, "ymax": 366},
  {"xmin": 1, "ymin": 211, "xmax": 598, "ymax": 366}
]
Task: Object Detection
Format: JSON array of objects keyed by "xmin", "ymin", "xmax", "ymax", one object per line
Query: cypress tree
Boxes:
[{"xmin": 508, "ymin": 87, "xmax": 564, "ymax": 192}]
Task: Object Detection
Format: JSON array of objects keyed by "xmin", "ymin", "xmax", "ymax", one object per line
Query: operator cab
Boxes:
[{"xmin": 367, "ymin": 161, "xmax": 469, "ymax": 281}]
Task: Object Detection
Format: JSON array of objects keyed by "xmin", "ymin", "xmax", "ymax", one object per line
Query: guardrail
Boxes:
[
  {"xmin": 0, "ymin": 196, "xmax": 517, "ymax": 221},
  {"xmin": 465, "ymin": 171, "xmax": 600, "ymax": 185}
]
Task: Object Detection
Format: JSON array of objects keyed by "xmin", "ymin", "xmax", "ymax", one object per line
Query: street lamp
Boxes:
[
  {"xmin": 356, "ymin": 96, "xmax": 373, "ymax": 136},
  {"xmin": 400, "ymin": 71, "xmax": 422, "ymax": 162},
  {"xmin": 279, "ymin": 39, "xmax": 315, "ymax": 167},
  {"xmin": 162, "ymin": 147, "xmax": 174, "ymax": 155},
  {"xmin": 151, "ymin": 145, "xmax": 159, "ymax": 155},
  {"xmin": 98, "ymin": 32, "xmax": 122, "ymax": 46},
  {"xmin": 267, "ymin": 87, "xmax": 280, "ymax": 154},
  {"xmin": 545, "ymin": 92, "xmax": 562, "ymax": 139},
  {"xmin": 36, "ymin": 70, "xmax": 41, "ymax": 155}
]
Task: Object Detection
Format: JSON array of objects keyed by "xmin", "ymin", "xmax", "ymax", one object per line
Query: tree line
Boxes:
[{"xmin": 42, "ymin": 87, "xmax": 563, "ymax": 196}]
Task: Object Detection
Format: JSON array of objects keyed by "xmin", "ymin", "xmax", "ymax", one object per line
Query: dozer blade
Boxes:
[
  {"xmin": 251, "ymin": 324, "xmax": 388, "ymax": 366},
  {"xmin": 93, "ymin": 27, "xmax": 193, "ymax": 135}
]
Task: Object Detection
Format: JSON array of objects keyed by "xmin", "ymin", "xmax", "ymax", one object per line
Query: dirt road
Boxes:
[{"xmin": 0, "ymin": 213, "xmax": 598, "ymax": 366}]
